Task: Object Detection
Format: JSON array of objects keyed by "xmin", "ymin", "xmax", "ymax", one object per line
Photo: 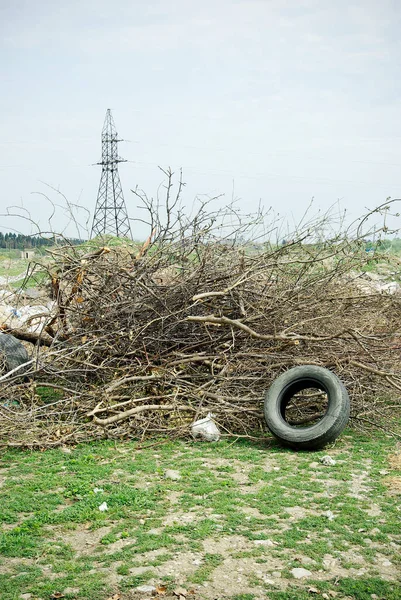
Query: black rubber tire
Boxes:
[
  {"xmin": 264, "ymin": 365, "xmax": 350, "ymax": 450},
  {"xmin": 0, "ymin": 333, "xmax": 30, "ymax": 375}
]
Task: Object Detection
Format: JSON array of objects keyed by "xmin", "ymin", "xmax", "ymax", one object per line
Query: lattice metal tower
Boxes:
[{"xmin": 91, "ymin": 109, "xmax": 132, "ymax": 239}]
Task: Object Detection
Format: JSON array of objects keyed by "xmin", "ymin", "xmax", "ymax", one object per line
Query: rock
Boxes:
[
  {"xmin": 272, "ymin": 571, "xmax": 281, "ymax": 578},
  {"xmin": 291, "ymin": 567, "xmax": 312, "ymax": 579},
  {"xmin": 135, "ymin": 585, "xmax": 156, "ymax": 593},
  {"xmin": 165, "ymin": 469, "xmax": 181, "ymax": 481},
  {"xmin": 20, "ymin": 594, "xmax": 32, "ymax": 600},
  {"xmin": 254, "ymin": 539, "xmax": 275, "ymax": 546},
  {"xmin": 379, "ymin": 281, "xmax": 400, "ymax": 294},
  {"xmin": 381, "ymin": 559, "xmax": 392, "ymax": 567},
  {"xmin": 320, "ymin": 456, "xmax": 336, "ymax": 466},
  {"xmin": 364, "ymin": 272, "xmax": 382, "ymax": 281}
]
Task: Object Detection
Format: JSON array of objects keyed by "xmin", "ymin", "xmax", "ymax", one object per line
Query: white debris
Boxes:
[
  {"xmin": 93, "ymin": 487, "xmax": 104, "ymax": 494},
  {"xmin": 320, "ymin": 455, "xmax": 336, "ymax": 466},
  {"xmin": 191, "ymin": 412, "xmax": 221, "ymax": 442},
  {"xmin": 0, "ymin": 301, "xmax": 55, "ymax": 333},
  {"xmin": 254, "ymin": 539, "xmax": 275, "ymax": 546},
  {"xmin": 98, "ymin": 502, "xmax": 108, "ymax": 512},
  {"xmin": 325, "ymin": 510, "xmax": 335, "ymax": 521}
]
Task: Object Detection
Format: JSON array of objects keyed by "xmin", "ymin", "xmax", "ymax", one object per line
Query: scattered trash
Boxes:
[
  {"xmin": 0, "ymin": 300, "xmax": 55, "ymax": 333},
  {"xmin": 191, "ymin": 412, "xmax": 221, "ymax": 442},
  {"xmin": 325, "ymin": 510, "xmax": 335, "ymax": 521},
  {"xmin": 98, "ymin": 502, "xmax": 108, "ymax": 512},
  {"xmin": 93, "ymin": 487, "xmax": 104, "ymax": 494},
  {"xmin": 320, "ymin": 455, "xmax": 336, "ymax": 466}
]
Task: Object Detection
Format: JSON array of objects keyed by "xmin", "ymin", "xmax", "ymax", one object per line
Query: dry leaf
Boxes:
[
  {"xmin": 328, "ymin": 592, "xmax": 338, "ymax": 598},
  {"xmin": 51, "ymin": 594, "xmax": 65, "ymax": 599},
  {"xmin": 106, "ymin": 594, "xmax": 121, "ymax": 600},
  {"xmin": 173, "ymin": 588, "xmax": 187, "ymax": 597},
  {"xmin": 308, "ymin": 588, "xmax": 320, "ymax": 594},
  {"xmin": 156, "ymin": 585, "xmax": 167, "ymax": 595}
]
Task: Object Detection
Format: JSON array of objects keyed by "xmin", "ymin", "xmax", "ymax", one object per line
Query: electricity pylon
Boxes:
[{"xmin": 91, "ymin": 109, "xmax": 132, "ymax": 239}]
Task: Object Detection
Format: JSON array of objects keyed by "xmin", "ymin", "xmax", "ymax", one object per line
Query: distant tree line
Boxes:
[{"xmin": 0, "ymin": 232, "xmax": 83, "ymax": 249}]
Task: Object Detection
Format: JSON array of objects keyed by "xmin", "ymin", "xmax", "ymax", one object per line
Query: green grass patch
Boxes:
[{"xmin": 0, "ymin": 429, "xmax": 400, "ymax": 599}]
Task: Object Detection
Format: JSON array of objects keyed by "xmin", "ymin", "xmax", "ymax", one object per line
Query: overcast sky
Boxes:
[{"xmin": 1, "ymin": 0, "xmax": 401, "ymax": 239}]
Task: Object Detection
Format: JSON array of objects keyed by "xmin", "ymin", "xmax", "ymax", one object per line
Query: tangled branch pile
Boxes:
[{"xmin": 1, "ymin": 179, "xmax": 400, "ymax": 447}]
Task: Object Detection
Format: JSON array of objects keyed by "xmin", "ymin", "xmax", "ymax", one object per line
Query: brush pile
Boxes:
[{"xmin": 1, "ymin": 179, "xmax": 400, "ymax": 447}]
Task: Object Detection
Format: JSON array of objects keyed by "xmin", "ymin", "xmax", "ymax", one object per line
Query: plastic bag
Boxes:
[{"xmin": 191, "ymin": 412, "xmax": 221, "ymax": 442}]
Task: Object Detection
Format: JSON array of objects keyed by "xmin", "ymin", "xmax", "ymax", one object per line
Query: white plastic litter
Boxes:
[
  {"xmin": 191, "ymin": 412, "xmax": 221, "ymax": 442},
  {"xmin": 98, "ymin": 502, "xmax": 108, "ymax": 512},
  {"xmin": 93, "ymin": 487, "xmax": 104, "ymax": 494},
  {"xmin": 0, "ymin": 301, "xmax": 55, "ymax": 333}
]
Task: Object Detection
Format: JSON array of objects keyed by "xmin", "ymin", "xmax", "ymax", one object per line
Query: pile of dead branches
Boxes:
[{"xmin": 1, "ymin": 177, "xmax": 400, "ymax": 447}]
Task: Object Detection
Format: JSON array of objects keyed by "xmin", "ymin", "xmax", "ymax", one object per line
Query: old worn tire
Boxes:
[
  {"xmin": 264, "ymin": 365, "xmax": 350, "ymax": 450},
  {"xmin": 0, "ymin": 333, "xmax": 30, "ymax": 375}
]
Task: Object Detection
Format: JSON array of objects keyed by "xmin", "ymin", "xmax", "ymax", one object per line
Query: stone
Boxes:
[
  {"xmin": 20, "ymin": 594, "xmax": 32, "ymax": 600},
  {"xmin": 135, "ymin": 585, "xmax": 156, "ymax": 593},
  {"xmin": 291, "ymin": 567, "xmax": 312, "ymax": 579},
  {"xmin": 320, "ymin": 456, "xmax": 336, "ymax": 466},
  {"xmin": 165, "ymin": 469, "xmax": 181, "ymax": 481},
  {"xmin": 254, "ymin": 539, "xmax": 274, "ymax": 546},
  {"xmin": 381, "ymin": 559, "xmax": 392, "ymax": 567}
]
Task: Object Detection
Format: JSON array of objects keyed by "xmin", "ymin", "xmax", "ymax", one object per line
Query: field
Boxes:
[
  {"xmin": 0, "ymin": 430, "xmax": 400, "ymax": 600},
  {"xmin": 1, "ymin": 231, "xmax": 401, "ymax": 599}
]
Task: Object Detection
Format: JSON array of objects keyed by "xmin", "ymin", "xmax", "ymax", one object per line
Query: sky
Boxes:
[{"xmin": 1, "ymin": 0, "xmax": 401, "ymax": 240}]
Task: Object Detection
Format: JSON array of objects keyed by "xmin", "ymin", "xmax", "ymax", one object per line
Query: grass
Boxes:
[{"xmin": 0, "ymin": 429, "xmax": 400, "ymax": 599}]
